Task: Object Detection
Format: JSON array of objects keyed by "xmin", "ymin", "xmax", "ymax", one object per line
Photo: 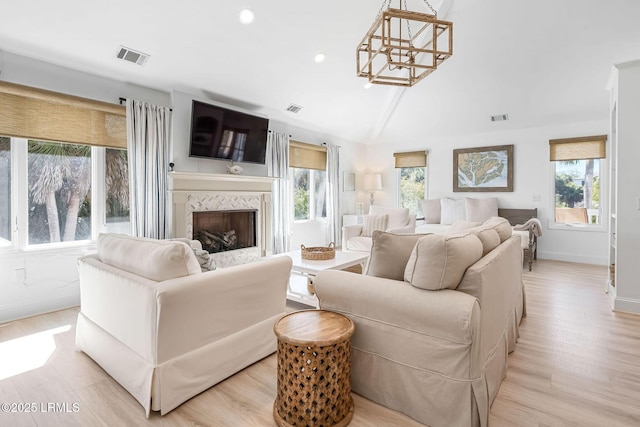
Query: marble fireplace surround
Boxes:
[{"xmin": 168, "ymin": 171, "xmax": 276, "ymax": 267}]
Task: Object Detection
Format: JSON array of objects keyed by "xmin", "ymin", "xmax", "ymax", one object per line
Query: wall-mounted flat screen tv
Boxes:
[{"xmin": 189, "ymin": 100, "xmax": 269, "ymax": 164}]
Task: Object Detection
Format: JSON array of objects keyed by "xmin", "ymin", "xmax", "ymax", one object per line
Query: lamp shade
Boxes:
[{"xmin": 363, "ymin": 174, "xmax": 382, "ymax": 191}]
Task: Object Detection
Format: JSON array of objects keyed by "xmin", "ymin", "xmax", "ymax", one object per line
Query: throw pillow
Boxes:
[
  {"xmin": 193, "ymin": 248, "xmax": 217, "ymax": 272},
  {"xmin": 404, "ymin": 233, "xmax": 483, "ymax": 290},
  {"xmin": 440, "ymin": 198, "xmax": 466, "ymax": 225},
  {"xmin": 465, "ymin": 197, "xmax": 499, "ymax": 222},
  {"xmin": 419, "ymin": 198, "xmax": 441, "ymax": 224},
  {"xmin": 362, "ymin": 214, "xmax": 389, "ymax": 237},
  {"xmin": 97, "ymin": 233, "xmax": 202, "ymax": 281},
  {"xmin": 483, "ymin": 216, "xmax": 513, "ymax": 242},
  {"xmin": 468, "ymin": 226, "xmax": 501, "ymax": 256},
  {"xmin": 446, "ymin": 220, "xmax": 481, "ymax": 234},
  {"xmin": 369, "ymin": 206, "xmax": 410, "ymax": 230},
  {"xmin": 365, "ymin": 231, "xmax": 424, "ymax": 280}
]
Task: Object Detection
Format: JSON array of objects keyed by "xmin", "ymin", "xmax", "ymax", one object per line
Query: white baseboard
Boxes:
[
  {"xmin": 537, "ymin": 250, "xmax": 607, "ymax": 266},
  {"xmin": 613, "ymin": 296, "xmax": 640, "ymax": 315},
  {"xmin": 0, "ymin": 294, "xmax": 80, "ymax": 324}
]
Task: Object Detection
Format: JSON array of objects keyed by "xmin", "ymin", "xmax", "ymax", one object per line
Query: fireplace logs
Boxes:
[{"xmin": 197, "ymin": 229, "xmax": 238, "ymax": 253}]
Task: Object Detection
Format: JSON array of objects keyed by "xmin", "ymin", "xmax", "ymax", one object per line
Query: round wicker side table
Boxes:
[{"xmin": 273, "ymin": 310, "xmax": 355, "ymax": 427}]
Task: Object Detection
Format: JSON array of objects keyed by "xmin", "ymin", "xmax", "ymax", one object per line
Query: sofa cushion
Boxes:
[
  {"xmin": 419, "ymin": 198, "xmax": 441, "ymax": 224},
  {"xmin": 440, "ymin": 198, "xmax": 466, "ymax": 225},
  {"xmin": 446, "ymin": 220, "xmax": 481, "ymax": 234},
  {"xmin": 362, "ymin": 214, "xmax": 389, "ymax": 237},
  {"xmin": 346, "ymin": 236, "xmax": 374, "ymax": 252},
  {"xmin": 365, "ymin": 231, "xmax": 424, "ymax": 280},
  {"xmin": 483, "ymin": 217, "xmax": 513, "ymax": 242},
  {"xmin": 465, "ymin": 197, "xmax": 499, "ymax": 222},
  {"xmin": 97, "ymin": 233, "xmax": 202, "ymax": 281},
  {"xmin": 369, "ymin": 206, "xmax": 410, "ymax": 230},
  {"xmin": 404, "ymin": 233, "xmax": 483, "ymax": 290},
  {"xmin": 469, "ymin": 226, "xmax": 501, "ymax": 256}
]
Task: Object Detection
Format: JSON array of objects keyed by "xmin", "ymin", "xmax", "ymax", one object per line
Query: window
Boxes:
[
  {"xmin": 105, "ymin": 148, "xmax": 130, "ymax": 233},
  {"xmin": 394, "ymin": 151, "xmax": 427, "ymax": 217},
  {"xmin": 0, "ymin": 137, "xmax": 10, "ymax": 245},
  {"xmin": 289, "ymin": 141, "xmax": 327, "ymax": 222},
  {"xmin": 293, "ymin": 168, "xmax": 309, "ymax": 220},
  {"xmin": 398, "ymin": 167, "xmax": 425, "ymax": 216},
  {"xmin": 550, "ymin": 135, "xmax": 606, "ymax": 226},
  {"xmin": 292, "ymin": 168, "xmax": 326, "ymax": 220},
  {"xmin": 1, "ymin": 137, "xmax": 130, "ymax": 249},
  {"xmin": 28, "ymin": 140, "xmax": 92, "ymax": 244},
  {"xmin": 0, "ymin": 81, "xmax": 129, "ymax": 250}
]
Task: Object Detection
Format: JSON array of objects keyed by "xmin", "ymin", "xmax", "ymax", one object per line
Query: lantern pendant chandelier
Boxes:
[{"xmin": 357, "ymin": 0, "xmax": 453, "ymax": 87}]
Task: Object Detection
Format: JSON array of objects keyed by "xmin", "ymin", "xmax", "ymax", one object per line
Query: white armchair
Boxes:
[
  {"xmin": 76, "ymin": 233, "xmax": 292, "ymax": 416},
  {"xmin": 342, "ymin": 206, "xmax": 416, "ymax": 252}
]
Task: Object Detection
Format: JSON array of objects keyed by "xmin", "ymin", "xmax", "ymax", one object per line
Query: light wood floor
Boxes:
[{"xmin": 1, "ymin": 260, "xmax": 639, "ymax": 426}]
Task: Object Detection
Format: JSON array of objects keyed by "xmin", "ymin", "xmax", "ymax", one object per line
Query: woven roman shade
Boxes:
[
  {"xmin": 394, "ymin": 150, "xmax": 428, "ymax": 168},
  {"xmin": 0, "ymin": 81, "xmax": 126, "ymax": 149},
  {"xmin": 289, "ymin": 140, "xmax": 327, "ymax": 170},
  {"xmin": 549, "ymin": 135, "xmax": 607, "ymax": 161}
]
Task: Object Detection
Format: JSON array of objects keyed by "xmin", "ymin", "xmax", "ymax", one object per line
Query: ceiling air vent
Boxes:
[
  {"xmin": 116, "ymin": 46, "xmax": 149, "ymax": 66},
  {"xmin": 286, "ymin": 104, "xmax": 303, "ymax": 114},
  {"xmin": 490, "ymin": 114, "xmax": 509, "ymax": 122}
]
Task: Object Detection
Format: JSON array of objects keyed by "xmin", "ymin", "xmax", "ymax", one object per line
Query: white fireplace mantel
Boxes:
[
  {"xmin": 167, "ymin": 171, "xmax": 277, "ymax": 261},
  {"xmin": 168, "ymin": 171, "xmax": 277, "ymax": 193}
]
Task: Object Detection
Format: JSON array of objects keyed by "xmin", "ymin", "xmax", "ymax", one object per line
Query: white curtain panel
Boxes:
[
  {"xmin": 266, "ymin": 131, "xmax": 291, "ymax": 254},
  {"xmin": 325, "ymin": 143, "xmax": 340, "ymax": 246},
  {"xmin": 126, "ymin": 99, "xmax": 171, "ymax": 239}
]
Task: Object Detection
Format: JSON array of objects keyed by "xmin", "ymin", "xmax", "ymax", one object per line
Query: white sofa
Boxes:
[
  {"xmin": 342, "ymin": 205, "xmax": 416, "ymax": 252},
  {"xmin": 75, "ymin": 233, "xmax": 292, "ymax": 416},
  {"xmin": 315, "ymin": 217, "xmax": 525, "ymax": 427}
]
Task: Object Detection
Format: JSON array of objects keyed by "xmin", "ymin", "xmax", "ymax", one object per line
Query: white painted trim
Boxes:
[
  {"xmin": 0, "ymin": 294, "xmax": 79, "ymax": 324},
  {"xmin": 605, "ymin": 280, "xmax": 617, "ymax": 309},
  {"xmin": 168, "ymin": 171, "xmax": 277, "ymax": 184},
  {"xmin": 613, "ymin": 296, "xmax": 640, "ymax": 315},
  {"xmin": 537, "ymin": 250, "xmax": 607, "ymax": 266}
]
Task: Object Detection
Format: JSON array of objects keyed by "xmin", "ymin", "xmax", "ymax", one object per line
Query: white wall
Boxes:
[
  {"xmin": 613, "ymin": 60, "xmax": 640, "ymax": 313},
  {"xmin": 1, "ymin": 51, "xmax": 169, "ymax": 107},
  {"xmin": 367, "ymin": 119, "xmax": 610, "ymax": 265}
]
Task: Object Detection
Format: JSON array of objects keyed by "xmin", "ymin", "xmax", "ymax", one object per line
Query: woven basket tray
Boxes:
[{"xmin": 301, "ymin": 242, "xmax": 335, "ymax": 260}]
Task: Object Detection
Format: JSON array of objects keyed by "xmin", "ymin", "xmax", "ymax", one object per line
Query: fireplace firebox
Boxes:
[{"xmin": 193, "ymin": 210, "xmax": 257, "ymax": 253}]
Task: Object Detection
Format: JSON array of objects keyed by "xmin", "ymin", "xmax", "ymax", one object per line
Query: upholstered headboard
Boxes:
[{"xmin": 498, "ymin": 208, "xmax": 537, "ymax": 226}]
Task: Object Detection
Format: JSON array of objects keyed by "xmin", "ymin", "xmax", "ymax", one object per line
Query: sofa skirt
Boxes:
[
  {"xmin": 76, "ymin": 311, "xmax": 283, "ymax": 416},
  {"xmin": 76, "ymin": 312, "xmax": 155, "ymax": 415},
  {"xmin": 350, "ymin": 347, "xmax": 487, "ymax": 427}
]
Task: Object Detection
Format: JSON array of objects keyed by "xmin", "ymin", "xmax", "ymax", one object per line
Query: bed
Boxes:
[{"xmin": 415, "ymin": 208, "xmax": 539, "ymax": 270}]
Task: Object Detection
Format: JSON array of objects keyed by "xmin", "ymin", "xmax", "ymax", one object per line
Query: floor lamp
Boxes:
[{"xmin": 364, "ymin": 174, "xmax": 382, "ymax": 208}]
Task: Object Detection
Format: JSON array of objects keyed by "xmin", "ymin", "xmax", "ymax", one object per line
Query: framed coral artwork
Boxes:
[{"xmin": 453, "ymin": 144, "xmax": 514, "ymax": 192}]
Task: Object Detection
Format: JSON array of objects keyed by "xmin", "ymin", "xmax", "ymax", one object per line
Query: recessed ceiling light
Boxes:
[
  {"xmin": 364, "ymin": 82, "xmax": 373, "ymax": 89},
  {"xmin": 239, "ymin": 9, "xmax": 255, "ymax": 24},
  {"xmin": 314, "ymin": 52, "xmax": 326, "ymax": 63}
]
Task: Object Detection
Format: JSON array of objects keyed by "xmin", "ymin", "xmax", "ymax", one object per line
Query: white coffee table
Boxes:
[{"xmin": 272, "ymin": 249, "xmax": 369, "ymax": 307}]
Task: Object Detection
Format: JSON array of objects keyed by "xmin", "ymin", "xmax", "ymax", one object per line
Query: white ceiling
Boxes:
[{"xmin": 1, "ymin": 0, "xmax": 640, "ymax": 145}]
